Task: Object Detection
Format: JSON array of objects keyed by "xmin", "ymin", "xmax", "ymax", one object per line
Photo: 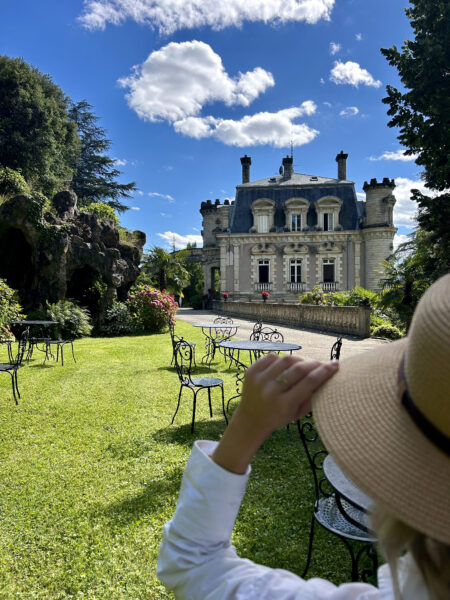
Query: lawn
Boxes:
[{"xmin": 0, "ymin": 321, "xmax": 377, "ymax": 599}]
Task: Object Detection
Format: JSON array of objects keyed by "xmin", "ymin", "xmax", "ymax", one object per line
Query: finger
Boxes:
[
  {"xmin": 245, "ymin": 352, "xmax": 278, "ymax": 376},
  {"xmin": 259, "ymin": 354, "xmax": 299, "ymax": 384},
  {"xmin": 280, "ymin": 360, "xmax": 323, "ymax": 389},
  {"xmin": 285, "ymin": 361, "xmax": 339, "ymax": 401}
]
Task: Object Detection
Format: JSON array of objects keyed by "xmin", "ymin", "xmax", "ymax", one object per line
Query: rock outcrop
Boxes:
[{"xmin": 0, "ymin": 192, "xmax": 146, "ymax": 313}]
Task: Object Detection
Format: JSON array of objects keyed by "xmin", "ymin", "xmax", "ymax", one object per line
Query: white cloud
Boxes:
[
  {"xmin": 369, "ymin": 150, "xmax": 419, "ymax": 162},
  {"xmin": 320, "ymin": 77, "xmax": 325, "ymax": 85},
  {"xmin": 80, "ymin": 0, "xmax": 335, "ymax": 34},
  {"xmin": 330, "ymin": 60, "xmax": 381, "ymax": 87},
  {"xmin": 393, "ymin": 234, "xmax": 411, "ymax": 251},
  {"xmin": 118, "ymin": 41, "xmax": 274, "ymax": 123},
  {"xmin": 339, "ymin": 106, "xmax": 359, "ymax": 117},
  {"xmin": 130, "ymin": 206, "xmax": 140, "ymax": 211},
  {"xmin": 323, "ymin": 101, "xmax": 332, "ymax": 107},
  {"xmin": 113, "ymin": 158, "xmax": 127, "ymax": 166},
  {"xmin": 136, "ymin": 190, "xmax": 144, "ymax": 196},
  {"xmin": 173, "ymin": 103, "xmax": 319, "ymax": 147},
  {"xmin": 157, "ymin": 231, "xmax": 203, "ymax": 249},
  {"xmin": 355, "ymin": 33, "xmax": 362, "ymax": 41},
  {"xmin": 393, "ymin": 177, "xmax": 428, "ymax": 227},
  {"xmin": 356, "ymin": 192, "xmax": 365, "ymax": 200},
  {"xmin": 149, "ymin": 192, "xmax": 175, "ymax": 202},
  {"xmin": 330, "ymin": 42, "xmax": 341, "ymax": 55}
]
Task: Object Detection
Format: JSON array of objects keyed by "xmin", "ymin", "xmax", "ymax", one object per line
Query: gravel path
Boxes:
[{"xmin": 176, "ymin": 308, "xmax": 387, "ymax": 362}]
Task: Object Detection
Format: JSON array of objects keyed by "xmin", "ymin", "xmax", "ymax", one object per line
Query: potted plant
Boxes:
[
  {"xmin": 222, "ymin": 292, "xmax": 229, "ymax": 302},
  {"xmin": 261, "ymin": 290, "xmax": 270, "ymax": 303}
]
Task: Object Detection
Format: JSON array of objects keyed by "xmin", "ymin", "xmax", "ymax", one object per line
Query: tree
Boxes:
[
  {"xmin": 0, "ymin": 56, "xmax": 79, "ymax": 196},
  {"xmin": 67, "ymin": 100, "xmax": 136, "ymax": 212},
  {"xmin": 379, "ymin": 0, "xmax": 450, "ymax": 327},
  {"xmin": 140, "ymin": 247, "xmax": 190, "ymax": 294}
]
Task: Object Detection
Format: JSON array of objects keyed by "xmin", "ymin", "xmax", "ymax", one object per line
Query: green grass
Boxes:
[{"xmin": 0, "ymin": 322, "xmax": 377, "ymax": 598}]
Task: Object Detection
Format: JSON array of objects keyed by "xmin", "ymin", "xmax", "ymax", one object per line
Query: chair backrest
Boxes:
[
  {"xmin": 296, "ymin": 416, "xmax": 331, "ymax": 508},
  {"xmin": 168, "ymin": 318, "xmax": 175, "ymax": 340},
  {"xmin": 213, "ymin": 316, "xmax": 234, "ymax": 324},
  {"xmin": 330, "ymin": 337, "xmax": 343, "ymax": 360},
  {"xmin": 14, "ymin": 328, "xmax": 30, "ymax": 367},
  {"xmin": 249, "ymin": 319, "xmax": 263, "ymax": 340},
  {"xmin": 173, "ymin": 339, "xmax": 195, "ymax": 385},
  {"xmin": 256, "ymin": 326, "xmax": 284, "ymax": 343}
]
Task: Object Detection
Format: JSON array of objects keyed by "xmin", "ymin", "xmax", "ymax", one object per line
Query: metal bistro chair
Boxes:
[
  {"xmin": 249, "ymin": 322, "xmax": 284, "ymax": 362},
  {"xmin": 0, "ymin": 328, "xmax": 29, "ymax": 405},
  {"xmin": 212, "ymin": 316, "xmax": 235, "ymax": 364},
  {"xmin": 45, "ymin": 339, "xmax": 76, "ymax": 366},
  {"xmin": 171, "ymin": 339, "xmax": 228, "ymax": 433},
  {"xmin": 168, "ymin": 319, "xmax": 196, "ymax": 366},
  {"xmin": 296, "ymin": 415, "xmax": 378, "ymax": 582},
  {"xmin": 330, "ymin": 337, "xmax": 343, "ymax": 360}
]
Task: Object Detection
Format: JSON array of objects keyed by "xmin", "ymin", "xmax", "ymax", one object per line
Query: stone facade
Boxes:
[{"xmin": 200, "ymin": 153, "xmax": 397, "ymax": 301}]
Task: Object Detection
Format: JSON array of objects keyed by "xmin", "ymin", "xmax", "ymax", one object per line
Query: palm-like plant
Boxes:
[{"xmin": 140, "ymin": 247, "xmax": 190, "ymax": 294}]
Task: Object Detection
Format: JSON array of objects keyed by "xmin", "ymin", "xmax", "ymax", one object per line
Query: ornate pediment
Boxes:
[
  {"xmin": 251, "ymin": 243, "xmax": 277, "ymax": 255},
  {"xmin": 283, "ymin": 242, "xmax": 309, "ymax": 255}
]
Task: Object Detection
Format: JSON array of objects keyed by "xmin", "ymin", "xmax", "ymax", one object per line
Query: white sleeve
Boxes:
[{"xmin": 157, "ymin": 440, "xmax": 381, "ymax": 600}]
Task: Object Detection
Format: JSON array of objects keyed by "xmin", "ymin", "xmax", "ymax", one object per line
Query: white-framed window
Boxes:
[
  {"xmin": 258, "ymin": 259, "xmax": 270, "ymax": 283},
  {"xmin": 323, "ymin": 213, "xmax": 334, "ymax": 231},
  {"xmin": 290, "ymin": 259, "xmax": 302, "ymax": 282},
  {"xmin": 256, "ymin": 214, "xmax": 270, "ymax": 233},
  {"xmin": 323, "ymin": 258, "xmax": 335, "ymax": 282},
  {"xmin": 291, "ymin": 214, "xmax": 302, "ymax": 232}
]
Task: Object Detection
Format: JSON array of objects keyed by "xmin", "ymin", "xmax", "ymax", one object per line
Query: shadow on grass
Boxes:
[
  {"xmin": 152, "ymin": 419, "xmax": 227, "ymax": 447},
  {"xmin": 93, "ymin": 465, "xmax": 185, "ymax": 526}
]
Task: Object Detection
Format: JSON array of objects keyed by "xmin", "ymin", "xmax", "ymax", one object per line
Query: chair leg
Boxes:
[
  {"xmin": 70, "ymin": 342, "xmax": 76, "ymax": 363},
  {"xmin": 301, "ymin": 514, "xmax": 316, "ymax": 578},
  {"xmin": 14, "ymin": 370, "xmax": 21, "ymax": 400},
  {"xmin": 171, "ymin": 386, "xmax": 183, "ymax": 425},
  {"xmin": 191, "ymin": 390, "xmax": 198, "ymax": 433},
  {"xmin": 220, "ymin": 385, "xmax": 228, "ymax": 426},
  {"xmin": 208, "ymin": 387, "xmax": 213, "ymax": 418},
  {"xmin": 60, "ymin": 344, "xmax": 64, "ymax": 366}
]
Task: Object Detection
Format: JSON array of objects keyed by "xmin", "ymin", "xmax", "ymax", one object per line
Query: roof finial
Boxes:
[{"xmin": 290, "ymin": 138, "xmax": 294, "ymax": 159}]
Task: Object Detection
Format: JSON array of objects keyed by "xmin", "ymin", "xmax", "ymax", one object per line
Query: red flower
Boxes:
[
  {"xmin": 222, "ymin": 292, "xmax": 229, "ymax": 298},
  {"xmin": 261, "ymin": 290, "xmax": 270, "ymax": 298}
]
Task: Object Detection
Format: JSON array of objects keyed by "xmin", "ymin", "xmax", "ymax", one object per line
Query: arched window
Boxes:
[
  {"xmin": 251, "ymin": 198, "xmax": 276, "ymax": 233},
  {"xmin": 315, "ymin": 196, "xmax": 342, "ymax": 231}
]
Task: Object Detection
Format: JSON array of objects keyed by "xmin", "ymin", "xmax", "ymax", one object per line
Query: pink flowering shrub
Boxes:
[{"xmin": 127, "ymin": 285, "xmax": 178, "ymax": 333}]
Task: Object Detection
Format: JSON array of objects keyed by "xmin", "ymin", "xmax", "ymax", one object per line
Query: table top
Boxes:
[
  {"xmin": 10, "ymin": 320, "xmax": 57, "ymax": 325},
  {"xmin": 323, "ymin": 454, "xmax": 372, "ymax": 512},
  {"xmin": 219, "ymin": 340, "xmax": 301, "ymax": 352},
  {"xmin": 193, "ymin": 323, "xmax": 240, "ymax": 329}
]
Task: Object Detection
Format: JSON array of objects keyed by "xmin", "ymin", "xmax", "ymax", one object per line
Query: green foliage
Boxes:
[
  {"xmin": 298, "ymin": 285, "xmax": 328, "ymax": 305},
  {"xmin": 67, "ymin": 100, "xmax": 136, "ymax": 212},
  {"xmin": 371, "ymin": 323, "xmax": 403, "ymax": 340},
  {"xmin": 80, "ymin": 201, "xmax": 119, "ymax": 226},
  {"xmin": 97, "ymin": 301, "xmax": 137, "ymax": 336},
  {"xmin": 0, "ymin": 55, "xmax": 79, "ymax": 197},
  {"xmin": 0, "ymin": 166, "xmax": 29, "ymax": 197},
  {"xmin": 46, "ymin": 300, "xmax": 93, "ymax": 339},
  {"xmin": 182, "ymin": 261, "xmax": 204, "ymax": 308},
  {"xmin": 327, "ymin": 286, "xmax": 379, "ymax": 307},
  {"xmin": 140, "ymin": 247, "xmax": 190, "ymax": 294},
  {"xmin": 127, "ymin": 285, "xmax": 178, "ymax": 333},
  {"xmin": 0, "ymin": 278, "xmax": 24, "ymax": 339}
]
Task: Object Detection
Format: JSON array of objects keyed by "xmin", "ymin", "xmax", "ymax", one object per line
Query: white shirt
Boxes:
[{"xmin": 158, "ymin": 441, "xmax": 428, "ymax": 600}]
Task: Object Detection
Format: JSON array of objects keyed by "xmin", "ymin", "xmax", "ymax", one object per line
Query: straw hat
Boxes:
[{"xmin": 313, "ymin": 273, "xmax": 450, "ymax": 545}]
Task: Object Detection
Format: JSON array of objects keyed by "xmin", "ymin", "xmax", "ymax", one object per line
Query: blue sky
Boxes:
[{"xmin": 1, "ymin": 1, "xmax": 423, "ymax": 251}]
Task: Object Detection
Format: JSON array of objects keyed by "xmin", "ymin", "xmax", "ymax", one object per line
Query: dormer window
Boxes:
[
  {"xmin": 284, "ymin": 197, "xmax": 309, "ymax": 232},
  {"xmin": 291, "ymin": 214, "xmax": 302, "ymax": 232},
  {"xmin": 251, "ymin": 198, "xmax": 276, "ymax": 233},
  {"xmin": 315, "ymin": 196, "xmax": 342, "ymax": 231}
]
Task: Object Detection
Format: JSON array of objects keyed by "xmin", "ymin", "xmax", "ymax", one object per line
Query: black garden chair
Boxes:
[
  {"xmin": 296, "ymin": 415, "xmax": 378, "ymax": 582},
  {"xmin": 330, "ymin": 337, "xmax": 343, "ymax": 360},
  {"xmin": 168, "ymin": 318, "xmax": 196, "ymax": 366},
  {"xmin": 0, "ymin": 328, "xmax": 29, "ymax": 404},
  {"xmin": 171, "ymin": 339, "xmax": 228, "ymax": 433},
  {"xmin": 45, "ymin": 339, "xmax": 76, "ymax": 366}
]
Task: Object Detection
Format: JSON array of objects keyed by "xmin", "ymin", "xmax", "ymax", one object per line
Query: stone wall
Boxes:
[{"xmin": 214, "ymin": 300, "xmax": 371, "ymax": 338}]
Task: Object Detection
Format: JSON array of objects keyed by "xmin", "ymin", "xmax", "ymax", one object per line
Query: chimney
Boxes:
[
  {"xmin": 335, "ymin": 150, "xmax": 348, "ymax": 180},
  {"xmin": 282, "ymin": 155, "xmax": 293, "ymax": 178},
  {"xmin": 240, "ymin": 155, "xmax": 251, "ymax": 184}
]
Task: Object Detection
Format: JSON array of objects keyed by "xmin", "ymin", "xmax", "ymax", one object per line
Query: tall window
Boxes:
[
  {"xmin": 323, "ymin": 213, "xmax": 334, "ymax": 231},
  {"xmin": 258, "ymin": 259, "xmax": 269, "ymax": 283},
  {"xmin": 291, "ymin": 214, "xmax": 302, "ymax": 232},
  {"xmin": 323, "ymin": 258, "xmax": 335, "ymax": 282},
  {"xmin": 290, "ymin": 259, "xmax": 302, "ymax": 282},
  {"xmin": 256, "ymin": 215, "xmax": 269, "ymax": 233}
]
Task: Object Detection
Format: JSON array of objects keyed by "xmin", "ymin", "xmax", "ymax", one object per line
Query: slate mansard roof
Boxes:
[{"xmin": 227, "ymin": 170, "xmax": 362, "ymax": 234}]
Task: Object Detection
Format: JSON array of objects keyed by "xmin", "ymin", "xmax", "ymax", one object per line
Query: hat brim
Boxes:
[{"xmin": 313, "ymin": 337, "xmax": 450, "ymax": 545}]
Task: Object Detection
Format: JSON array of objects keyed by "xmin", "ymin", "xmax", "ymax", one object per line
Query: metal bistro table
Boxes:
[
  {"xmin": 219, "ymin": 339, "xmax": 302, "ymax": 411},
  {"xmin": 323, "ymin": 454, "xmax": 373, "ymax": 532},
  {"xmin": 193, "ymin": 323, "xmax": 239, "ymax": 366},
  {"xmin": 10, "ymin": 320, "xmax": 58, "ymax": 361}
]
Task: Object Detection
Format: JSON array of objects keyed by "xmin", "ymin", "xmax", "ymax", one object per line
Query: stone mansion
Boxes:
[{"xmin": 200, "ymin": 152, "xmax": 397, "ymax": 302}]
